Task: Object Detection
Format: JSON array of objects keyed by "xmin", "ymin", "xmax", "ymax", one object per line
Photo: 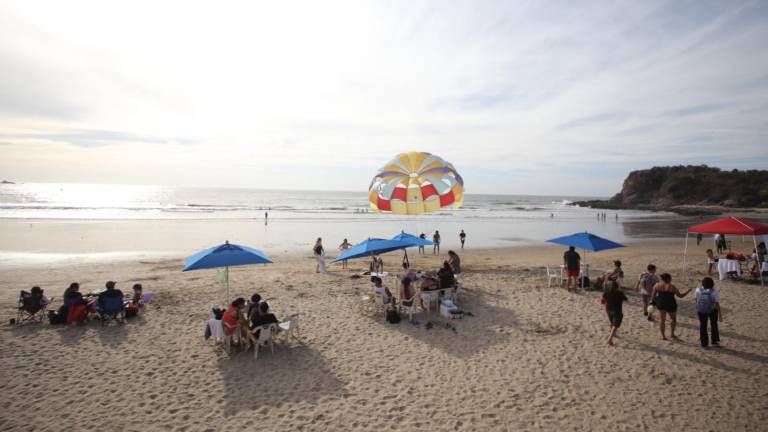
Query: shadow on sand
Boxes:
[
  {"xmin": 376, "ymin": 284, "xmax": 566, "ymax": 359},
  {"xmin": 621, "ymin": 339, "xmax": 752, "ymax": 375},
  {"xmin": 216, "ymin": 342, "xmax": 347, "ymax": 418}
]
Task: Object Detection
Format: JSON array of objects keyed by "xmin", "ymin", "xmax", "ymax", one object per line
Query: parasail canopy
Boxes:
[{"xmin": 368, "ymin": 151, "xmax": 464, "ymax": 215}]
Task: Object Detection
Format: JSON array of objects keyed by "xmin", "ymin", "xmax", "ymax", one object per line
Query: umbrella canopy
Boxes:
[
  {"xmin": 391, "ymin": 231, "xmax": 434, "ymax": 246},
  {"xmin": 546, "ymin": 232, "xmax": 624, "ymax": 252},
  {"xmin": 182, "ymin": 241, "xmax": 272, "ymax": 271},
  {"xmin": 687, "ymin": 216, "xmax": 768, "ymax": 235},
  {"xmin": 331, "ymin": 238, "xmax": 412, "ymax": 263}
]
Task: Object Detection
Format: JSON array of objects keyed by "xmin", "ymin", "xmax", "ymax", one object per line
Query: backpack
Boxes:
[
  {"xmin": 696, "ymin": 288, "xmax": 715, "ymax": 314},
  {"xmin": 639, "ymin": 273, "xmax": 656, "ymax": 294},
  {"xmin": 386, "ymin": 308, "xmax": 401, "ymax": 324},
  {"xmin": 47, "ymin": 310, "xmax": 64, "ymax": 325},
  {"xmin": 578, "ymin": 276, "xmax": 590, "ymax": 289}
]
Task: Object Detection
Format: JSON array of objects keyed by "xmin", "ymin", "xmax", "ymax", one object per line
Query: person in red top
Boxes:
[{"xmin": 222, "ymin": 298, "xmax": 246, "ymax": 336}]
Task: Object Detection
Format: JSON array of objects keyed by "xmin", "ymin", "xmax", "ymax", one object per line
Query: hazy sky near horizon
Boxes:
[{"xmin": 1, "ymin": 0, "xmax": 767, "ymax": 195}]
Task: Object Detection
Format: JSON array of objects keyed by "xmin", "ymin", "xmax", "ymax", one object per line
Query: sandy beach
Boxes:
[{"xmin": 2, "ymin": 238, "xmax": 767, "ymax": 431}]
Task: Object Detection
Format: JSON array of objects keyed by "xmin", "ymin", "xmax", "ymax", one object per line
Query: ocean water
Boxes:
[{"xmin": 0, "ymin": 183, "xmax": 689, "ymax": 268}]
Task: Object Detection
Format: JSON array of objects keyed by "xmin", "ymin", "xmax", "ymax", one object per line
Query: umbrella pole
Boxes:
[
  {"xmin": 226, "ymin": 266, "xmax": 230, "ymax": 302},
  {"xmin": 404, "ymin": 249, "xmax": 410, "ymax": 268}
]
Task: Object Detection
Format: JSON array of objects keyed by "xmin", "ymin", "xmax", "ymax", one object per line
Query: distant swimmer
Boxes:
[
  {"xmin": 459, "ymin": 230, "xmax": 466, "ymax": 249},
  {"xmin": 550, "ymin": 213, "xmax": 554, "ymax": 218}
]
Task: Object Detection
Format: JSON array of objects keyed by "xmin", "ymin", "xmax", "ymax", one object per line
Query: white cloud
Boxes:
[{"xmin": 0, "ymin": 0, "xmax": 766, "ymax": 195}]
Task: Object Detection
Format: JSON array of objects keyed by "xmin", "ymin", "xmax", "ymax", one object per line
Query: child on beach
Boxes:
[
  {"xmin": 635, "ymin": 264, "xmax": 659, "ymax": 321},
  {"xmin": 602, "ymin": 280, "xmax": 627, "ymax": 345},
  {"xmin": 650, "ymin": 273, "xmax": 691, "ymax": 340},
  {"xmin": 706, "ymin": 249, "xmax": 718, "ymax": 276},
  {"xmin": 418, "ymin": 233, "xmax": 427, "ymax": 254},
  {"xmin": 695, "ymin": 277, "xmax": 722, "ymax": 347}
]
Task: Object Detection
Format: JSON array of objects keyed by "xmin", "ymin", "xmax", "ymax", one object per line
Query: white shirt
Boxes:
[{"xmin": 373, "ymin": 285, "xmax": 390, "ymax": 302}]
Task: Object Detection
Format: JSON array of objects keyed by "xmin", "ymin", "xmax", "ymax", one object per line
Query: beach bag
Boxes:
[
  {"xmin": 47, "ymin": 310, "xmax": 64, "ymax": 325},
  {"xmin": 125, "ymin": 304, "xmax": 139, "ymax": 319},
  {"xmin": 386, "ymin": 309, "xmax": 401, "ymax": 324},
  {"xmin": 696, "ymin": 288, "xmax": 715, "ymax": 314},
  {"xmin": 578, "ymin": 276, "xmax": 590, "ymax": 289}
]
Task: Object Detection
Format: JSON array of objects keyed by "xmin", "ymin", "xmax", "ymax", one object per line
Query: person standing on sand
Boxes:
[
  {"xmin": 650, "ymin": 273, "xmax": 691, "ymax": 340},
  {"xmin": 339, "ymin": 238, "xmax": 352, "ymax": 270},
  {"xmin": 432, "ymin": 230, "xmax": 441, "ymax": 254},
  {"xmin": 418, "ymin": 233, "xmax": 427, "ymax": 254},
  {"xmin": 695, "ymin": 277, "xmax": 722, "ymax": 348},
  {"xmin": 706, "ymin": 249, "xmax": 718, "ymax": 276},
  {"xmin": 635, "ymin": 264, "xmax": 659, "ymax": 321},
  {"xmin": 459, "ymin": 230, "xmax": 466, "ymax": 249},
  {"xmin": 313, "ymin": 238, "xmax": 327, "ymax": 274},
  {"xmin": 602, "ymin": 280, "xmax": 627, "ymax": 345},
  {"xmin": 563, "ymin": 246, "xmax": 581, "ymax": 291}
]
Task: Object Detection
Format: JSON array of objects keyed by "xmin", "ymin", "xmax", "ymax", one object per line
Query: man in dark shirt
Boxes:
[
  {"xmin": 251, "ymin": 302, "xmax": 278, "ymax": 329},
  {"xmin": 563, "ymin": 246, "xmax": 581, "ymax": 291},
  {"xmin": 602, "ymin": 281, "xmax": 628, "ymax": 345},
  {"xmin": 97, "ymin": 281, "xmax": 124, "ymax": 307}
]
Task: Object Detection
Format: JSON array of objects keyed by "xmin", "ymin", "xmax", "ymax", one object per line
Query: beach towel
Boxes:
[{"xmin": 206, "ymin": 319, "xmax": 226, "ymax": 341}]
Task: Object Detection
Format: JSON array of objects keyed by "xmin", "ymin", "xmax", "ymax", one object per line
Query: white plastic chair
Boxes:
[
  {"xmin": 254, "ymin": 323, "xmax": 277, "ymax": 360},
  {"xmin": 398, "ymin": 296, "xmax": 417, "ymax": 321},
  {"xmin": 278, "ymin": 313, "xmax": 300, "ymax": 343},
  {"xmin": 546, "ymin": 266, "xmax": 563, "ymax": 288},
  {"xmin": 420, "ymin": 290, "xmax": 439, "ymax": 314}
]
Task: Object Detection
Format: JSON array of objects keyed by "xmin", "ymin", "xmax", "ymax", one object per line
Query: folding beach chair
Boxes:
[
  {"xmin": 16, "ymin": 290, "xmax": 48, "ymax": 324},
  {"xmin": 99, "ymin": 296, "xmax": 125, "ymax": 326}
]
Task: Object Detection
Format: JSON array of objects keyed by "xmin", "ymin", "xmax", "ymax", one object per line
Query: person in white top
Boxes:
[
  {"xmin": 371, "ymin": 276, "xmax": 393, "ymax": 305},
  {"xmin": 695, "ymin": 277, "xmax": 722, "ymax": 348}
]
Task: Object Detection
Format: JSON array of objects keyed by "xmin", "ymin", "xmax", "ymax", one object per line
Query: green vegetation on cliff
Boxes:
[{"xmin": 574, "ymin": 166, "xmax": 768, "ymax": 214}]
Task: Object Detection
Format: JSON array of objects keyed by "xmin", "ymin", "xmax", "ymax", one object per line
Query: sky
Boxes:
[{"xmin": 0, "ymin": 0, "xmax": 766, "ymax": 196}]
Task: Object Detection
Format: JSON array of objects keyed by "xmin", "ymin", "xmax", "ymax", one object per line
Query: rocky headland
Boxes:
[{"xmin": 573, "ymin": 165, "xmax": 768, "ymax": 216}]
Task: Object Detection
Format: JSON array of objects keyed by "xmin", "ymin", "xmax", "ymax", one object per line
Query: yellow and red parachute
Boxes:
[{"xmin": 368, "ymin": 152, "xmax": 464, "ymax": 215}]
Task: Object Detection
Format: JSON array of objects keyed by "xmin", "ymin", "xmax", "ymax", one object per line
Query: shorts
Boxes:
[
  {"xmin": 641, "ymin": 294, "xmax": 651, "ymax": 306},
  {"xmin": 607, "ymin": 310, "xmax": 623, "ymax": 328},
  {"xmin": 566, "ymin": 269, "xmax": 580, "ymax": 278}
]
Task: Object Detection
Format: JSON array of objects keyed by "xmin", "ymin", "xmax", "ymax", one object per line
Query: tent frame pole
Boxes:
[
  {"xmin": 752, "ymin": 234, "xmax": 764, "ymax": 288},
  {"xmin": 683, "ymin": 231, "xmax": 689, "ymax": 282}
]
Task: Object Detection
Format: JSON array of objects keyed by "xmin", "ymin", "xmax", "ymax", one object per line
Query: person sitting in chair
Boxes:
[
  {"xmin": 247, "ymin": 293, "xmax": 262, "ymax": 322},
  {"xmin": 420, "ymin": 271, "xmax": 439, "ymax": 291},
  {"xmin": 371, "ymin": 276, "xmax": 394, "ymax": 305},
  {"xmin": 400, "ymin": 277, "xmax": 416, "ymax": 308},
  {"xmin": 438, "ymin": 261, "xmax": 456, "ymax": 289},
  {"xmin": 98, "ymin": 281, "xmax": 124, "ymax": 309},
  {"xmin": 251, "ymin": 302, "xmax": 279, "ymax": 339},
  {"xmin": 251, "ymin": 302, "xmax": 278, "ymax": 328}
]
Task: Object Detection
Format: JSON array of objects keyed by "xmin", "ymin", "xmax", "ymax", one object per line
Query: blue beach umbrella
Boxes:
[
  {"xmin": 546, "ymin": 232, "xmax": 624, "ymax": 252},
  {"xmin": 546, "ymin": 232, "xmax": 624, "ymax": 275},
  {"xmin": 391, "ymin": 231, "xmax": 434, "ymax": 267},
  {"xmin": 183, "ymin": 240, "xmax": 273, "ymax": 301},
  {"xmin": 391, "ymin": 231, "xmax": 434, "ymax": 246},
  {"xmin": 331, "ymin": 238, "xmax": 412, "ymax": 263}
]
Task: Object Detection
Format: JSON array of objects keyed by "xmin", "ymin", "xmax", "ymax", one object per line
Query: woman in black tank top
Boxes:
[{"xmin": 651, "ymin": 273, "xmax": 691, "ymax": 340}]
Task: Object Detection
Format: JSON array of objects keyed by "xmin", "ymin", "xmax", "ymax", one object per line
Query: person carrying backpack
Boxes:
[
  {"xmin": 636, "ymin": 264, "xmax": 659, "ymax": 321},
  {"xmin": 695, "ymin": 277, "xmax": 722, "ymax": 348}
]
